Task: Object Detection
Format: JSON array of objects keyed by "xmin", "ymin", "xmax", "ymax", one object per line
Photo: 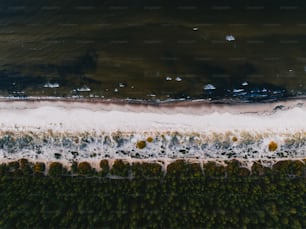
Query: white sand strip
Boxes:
[
  {"xmin": 0, "ymin": 99, "xmax": 305, "ymax": 163},
  {"xmin": 0, "ymin": 99, "xmax": 305, "ymax": 132}
]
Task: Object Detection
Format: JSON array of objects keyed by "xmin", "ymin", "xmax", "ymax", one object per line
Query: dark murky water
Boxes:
[{"xmin": 1, "ymin": 0, "xmax": 306, "ymax": 102}]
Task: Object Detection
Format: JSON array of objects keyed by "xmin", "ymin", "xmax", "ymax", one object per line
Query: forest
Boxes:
[{"xmin": 0, "ymin": 159, "xmax": 305, "ymax": 228}]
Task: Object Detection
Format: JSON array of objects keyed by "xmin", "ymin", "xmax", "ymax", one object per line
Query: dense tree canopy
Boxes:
[{"xmin": 0, "ymin": 159, "xmax": 304, "ymax": 228}]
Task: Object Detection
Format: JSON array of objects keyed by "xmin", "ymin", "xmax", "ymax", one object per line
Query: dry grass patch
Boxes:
[
  {"xmin": 136, "ymin": 140, "xmax": 146, "ymax": 149},
  {"xmin": 268, "ymin": 141, "xmax": 278, "ymax": 151}
]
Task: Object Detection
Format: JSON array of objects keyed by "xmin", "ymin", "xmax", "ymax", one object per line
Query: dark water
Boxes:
[{"xmin": 1, "ymin": 0, "xmax": 306, "ymax": 102}]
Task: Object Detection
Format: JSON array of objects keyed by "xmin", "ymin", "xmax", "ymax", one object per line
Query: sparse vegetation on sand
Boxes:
[
  {"xmin": 136, "ymin": 140, "xmax": 146, "ymax": 149},
  {"xmin": 268, "ymin": 141, "xmax": 278, "ymax": 151}
]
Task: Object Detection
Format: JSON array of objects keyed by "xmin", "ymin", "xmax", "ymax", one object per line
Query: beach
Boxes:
[{"xmin": 0, "ymin": 98, "xmax": 304, "ymax": 164}]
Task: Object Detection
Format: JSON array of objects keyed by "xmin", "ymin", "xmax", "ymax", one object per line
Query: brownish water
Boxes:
[{"xmin": 0, "ymin": 0, "xmax": 306, "ymax": 102}]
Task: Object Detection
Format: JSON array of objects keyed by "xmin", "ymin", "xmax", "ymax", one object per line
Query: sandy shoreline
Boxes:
[
  {"xmin": 0, "ymin": 97, "xmax": 305, "ymax": 164},
  {"xmin": 0, "ymin": 98, "xmax": 305, "ymax": 132},
  {"xmin": 0, "ymin": 96, "xmax": 305, "ymax": 135}
]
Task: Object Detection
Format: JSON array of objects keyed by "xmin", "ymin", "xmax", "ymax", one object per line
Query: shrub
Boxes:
[
  {"xmin": 99, "ymin": 160, "xmax": 110, "ymax": 176},
  {"xmin": 0, "ymin": 164, "xmax": 7, "ymax": 176},
  {"xmin": 8, "ymin": 161, "xmax": 19, "ymax": 171},
  {"xmin": 166, "ymin": 160, "xmax": 202, "ymax": 178},
  {"xmin": 203, "ymin": 162, "xmax": 226, "ymax": 177},
  {"xmin": 225, "ymin": 160, "xmax": 250, "ymax": 177},
  {"xmin": 268, "ymin": 141, "xmax": 278, "ymax": 151},
  {"xmin": 19, "ymin": 159, "xmax": 29, "ymax": 168},
  {"xmin": 19, "ymin": 159, "xmax": 34, "ymax": 175},
  {"xmin": 7, "ymin": 161, "xmax": 21, "ymax": 176},
  {"xmin": 48, "ymin": 162, "xmax": 66, "ymax": 177},
  {"xmin": 136, "ymin": 141, "xmax": 146, "ymax": 149},
  {"xmin": 70, "ymin": 161, "xmax": 78, "ymax": 174},
  {"xmin": 146, "ymin": 137, "xmax": 153, "ymax": 143},
  {"xmin": 288, "ymin": 160, "xmax": 305, "ymax": 176},
  {"xmin": 251, "ymin": 162, "xmax": 265, "ymax": 176},
  {"xmin": 273, "ymin": 160, "xmax": 305, "ymax": 176},
  {"xmin": 111, "ymin": 160, "xmax": 130, "ymax": 177},
  {"xmin": 132, "ymin": 162, "xmax": 163, "ymax": 178},
  {"xmin": 77, "ymin": 162, "xmax": 93, "ymax": 175},
  {"xmin": 34, "ymin": 162, "xmax": 46, "ymax": 175}
]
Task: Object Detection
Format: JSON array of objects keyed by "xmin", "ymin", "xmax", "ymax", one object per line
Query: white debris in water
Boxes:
[
  {"xmin": 233, "ymin": 89, "xmax": 244, "ymax": 93},
  {"xmin": 119, "ymin": 83, "xmax": 126, "ymax": 88},
  {"xmin": 175, "ymin": 77, "xmax": 182, "ymax": 81},
  {"xmin": 203, "ymin": 84, "xmax": 216, "ymax": 90},
  {"xmin": 242, "ymin": 81, "xmax": 248, "ymax": 86},
  {"xmin": 262, "ymin": 88, "xmax": 267, "ymax": 92},
  {"xmin": 225, "ymin": 35, "xmax": 235, "ymax": 41},
  {"xmin": 77, "ymin": 86, "xmax": 91, "ymax": 92},
  {"xmin": 289, "ymin": 69, "xmax": 293, "ymax": 72},
  {"xmin": 114, "ymin": 88, "xmax": 118, "ymax": 92},
  {"xmin": 43, "ymin": 82, "xmax": 60, "ymax": 88},
  {"xmin": 193, "ymin": 27, "xmax": 198, "ymax": 31},
  {"xmin": 166, "ymin": 76, "xmax": 172, "ymax": 81}
]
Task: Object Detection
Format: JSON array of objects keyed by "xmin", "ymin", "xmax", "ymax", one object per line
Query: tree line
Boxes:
[{"xmin": 0, "ymin": 159, "xmax": 304, "ymax": 228}]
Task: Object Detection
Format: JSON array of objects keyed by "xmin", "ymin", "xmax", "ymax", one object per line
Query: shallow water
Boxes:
[{"xmin": 1, "ymin": 0, "xmax": 306, "ymax": 102}]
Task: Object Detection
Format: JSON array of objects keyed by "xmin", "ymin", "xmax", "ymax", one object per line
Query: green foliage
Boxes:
[
  {"xmin": 70, "ymin": 161, "xmax": 78, "ymax": 174},
  {"xmin": 77, "ymin": 162, "xmax": 94, "ymax": 175},
  {"xmin": 0, "ymin": 159, "xmax": 304, "ymax": 228},
  {"xmin": 166, "ymin": 160, "xmax": 202, "ymax": 179},
  {"xmin": 7, "ymin": 161, "xmax": 22, "ymax": 176},
  {"xmin": 203, "ymin": 161, "xmax": 226, "ymax": 177},
  {"xmin": 99, "ymin": 160, "xmax": 109, "ymax": 176},
  {"xmin": 251, "ymin": 162, "xmax": 266, "ymax": 176},
  {"xmin": 34, "ymin": 162, "xmax": 45, "ymax": 176},
  {"xmin": 48, "ymin": 162, "xmax": 67, "ymax": 177},
  {"xmin": 110, "ymin": 160, "xmax": 130, "ymax": 177},
  {"xmin": 8, "ymin": 161, "xmax": 19, "ymax": 171},
  {"xmin": 132, "ymin": 162, "xmax": 163, "ymax": 178},
  {"xmin": 19, "ymin": 159, "xmax": 34, "ymax": 175},
  {"xmin": 226, "ymin": 160, "xmax": 250, "ymax": 177},
  {"xmin": 273, "ymin": 160, "xmax": 305, "ymax": 176},
  {"xmin": 0, "ymin": 164, "xmax": 7, "ymax": 176}
]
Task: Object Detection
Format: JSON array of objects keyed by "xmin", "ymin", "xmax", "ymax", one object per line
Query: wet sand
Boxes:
[{"xmin": 0, "ymin": 96, "xmax": 305, "ymax": 115}]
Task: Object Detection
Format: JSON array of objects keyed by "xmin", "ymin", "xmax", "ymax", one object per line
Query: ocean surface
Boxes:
[{"xmin": 0, "ymin": 0, "xmax": 306, "ymax": 102}]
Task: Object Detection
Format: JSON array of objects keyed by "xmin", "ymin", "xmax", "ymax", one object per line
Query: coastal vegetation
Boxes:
[
  {"xmin": 0, "ymin": 159, "xmax": 304, "ymax": 228},
  {"xmin": 268, "ymin": 141, "xmax": 278, "ymax": 152},
  {"xmin": 136, "ymin": 140, "xmax": 147, "ymax": 149}
]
